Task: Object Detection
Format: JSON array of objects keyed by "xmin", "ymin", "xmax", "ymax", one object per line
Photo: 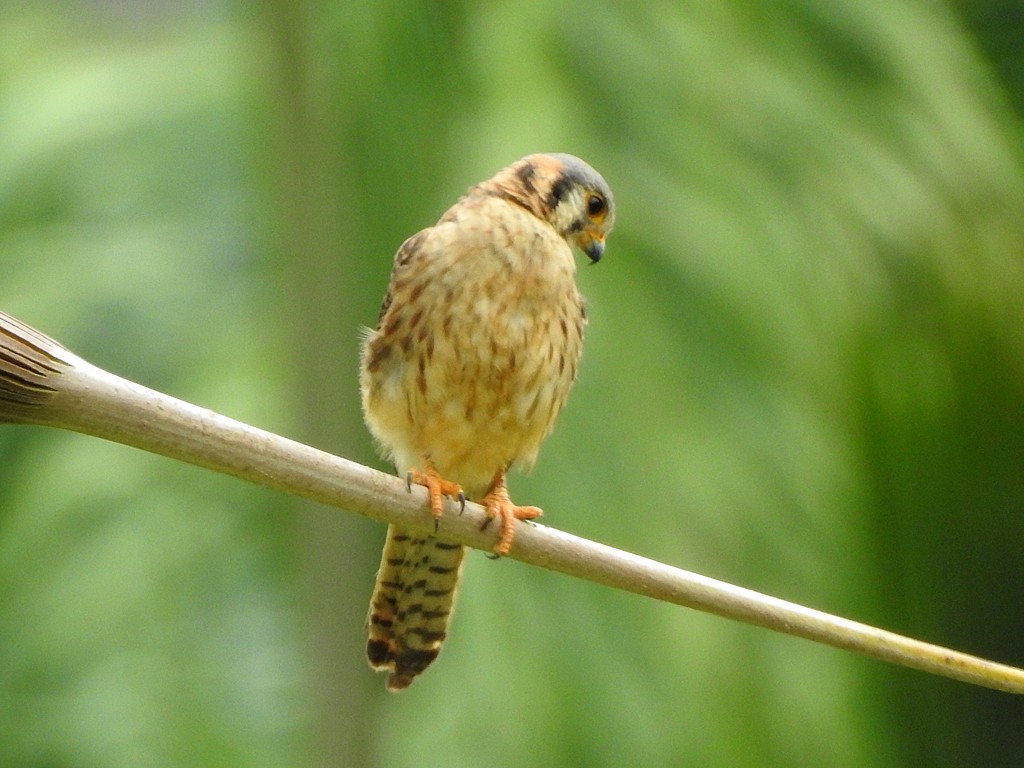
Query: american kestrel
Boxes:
[{"xmin": 360, "ymin": 153, "xmax": 615, "ymax": 690}]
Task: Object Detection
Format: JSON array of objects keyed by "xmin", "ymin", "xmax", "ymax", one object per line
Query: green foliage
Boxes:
[{"xmin": 2, "ymin": 1, "xmax": 1023, "ymax": 766}]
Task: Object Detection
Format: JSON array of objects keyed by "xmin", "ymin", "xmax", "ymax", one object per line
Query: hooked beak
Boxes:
[{"xmin": 578, "ymin": 231, "xmax": 606, "ymax": 264}]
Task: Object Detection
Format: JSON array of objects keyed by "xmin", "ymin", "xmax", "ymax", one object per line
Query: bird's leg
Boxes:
[
  {"xmin": 479, "ymin": 470, "xmax": 542, "ymax": 556},
  {"xmin": 407, "ymin": 461, "xmax": 465, "ymax": 525}
]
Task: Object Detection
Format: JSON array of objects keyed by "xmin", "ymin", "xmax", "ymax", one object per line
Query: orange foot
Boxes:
[
  {"xmin": 480, "ymin": 472, "xmax": 542, "ymax": 556},
  {"xmin": 407, "ymin": 463, "xmax": 465, "ymax": 527}
]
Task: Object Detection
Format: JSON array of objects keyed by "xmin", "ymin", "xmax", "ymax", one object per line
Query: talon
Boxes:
[
  {"xmin": 405, "ymin": 471, "xmax": 413, "ymax": 494},
  {"xmin": 406, "ymin": 463, "xmax": 464, "ymax": 523},
  {"xmin": 480, "ymin": 472, "xmax": 542, "ymax": 556},
  {"xmin": 458, "ymin": 491, "xmax": 466, "ymax": 514}
]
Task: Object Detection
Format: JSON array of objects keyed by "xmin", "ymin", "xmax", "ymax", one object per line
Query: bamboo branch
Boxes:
[{"xmin": 1, "ymin": 309, "xmax": 1022, "ymax": 694}]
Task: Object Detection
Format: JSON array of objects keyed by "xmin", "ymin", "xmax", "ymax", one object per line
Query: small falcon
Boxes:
[{"xmin": 360, "ymin": 153, "xmax": 615, "ymax": 690}]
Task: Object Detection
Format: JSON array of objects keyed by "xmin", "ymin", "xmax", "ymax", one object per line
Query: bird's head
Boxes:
[{"xmin": 486, "ymin": 153, "xmax": 615, "ymax": 263}]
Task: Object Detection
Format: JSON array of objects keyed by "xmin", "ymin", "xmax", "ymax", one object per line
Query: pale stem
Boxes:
[{"xmin": 1, "ymin": 310, "xmax": 1022, "ymax": 694}]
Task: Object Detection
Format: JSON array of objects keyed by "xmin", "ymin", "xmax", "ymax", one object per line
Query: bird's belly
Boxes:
[{"xmin": 365, "ymin": 314, "xmax": 580, "ymax": 496}]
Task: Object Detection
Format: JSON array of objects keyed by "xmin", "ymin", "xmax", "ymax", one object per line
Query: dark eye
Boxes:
[{"xmin": 586, "ymin": 194, "xmax": 606, "ymax": 217}]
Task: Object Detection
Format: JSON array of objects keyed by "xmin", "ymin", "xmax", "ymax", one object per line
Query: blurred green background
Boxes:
[{"xmin": 2, "ymin": 1, "xmax": 1024, "ymax": 766}]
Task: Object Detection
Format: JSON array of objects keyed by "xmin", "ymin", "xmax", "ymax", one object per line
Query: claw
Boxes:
[
  {"xmin": 407, "ymin": 464, "xmax": 464, "ymax": 523},
  {"xmin": 480, "ymin": 472, "xmax": 542, "ymax": 556}
]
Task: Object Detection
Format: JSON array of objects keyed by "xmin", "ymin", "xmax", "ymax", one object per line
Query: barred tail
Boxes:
[{"xmin": 366, "ymin": 524, "xmax": 466, "ymax": 691}]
